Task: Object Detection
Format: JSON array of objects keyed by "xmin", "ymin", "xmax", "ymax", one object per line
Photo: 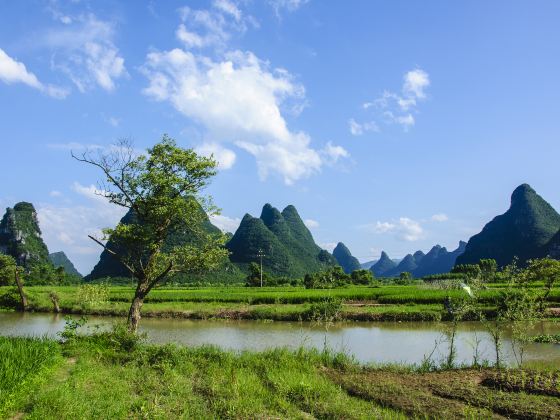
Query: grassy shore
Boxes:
[
  {"xmin": 1, "ymin": 333, "xmax": 559, "ymax": 419},
  {"xmin": 3, "ymin": 284, "xmax": 560, "ymax": 322}
]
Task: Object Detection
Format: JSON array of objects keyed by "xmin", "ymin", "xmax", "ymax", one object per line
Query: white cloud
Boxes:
[
  {"xmin": 321, "ymin": 141, "xmax": 349, "ymax": 165},
  {"xmin": 46, "ymin": 14, "xmax": 127, "ymax": 92},
  {"xmin": 403, "ymin": 69, "xmax": 430, "ymax": 99},
  {"xmin": 49, "ymin": 190, "xmax": 63, "ymax": 198},
  {"xmin": 142, "ymin": 47, "xmax": 340, "ymax": 184},
  {"xmin": 431, "ymin": 213, "xmax": 449, "ymax": 222},
  {"xmin": 353, "ymin": 68, "xmax": 430, "ymax": 132},
  {"xmin": 176, "ymin": 1, "xmax": 254, "ymax": 50},
  {"xmin": 209, "ymin": 214, "xmax": 241, "ymax": 233},
  {"xmin": 366, "ymin": 217, "xmax": 424, "ymax": 242},
  {"xmin": 304, "ymin": 218, "xmax": 319, "ymax": 229},
  {"xmin": 320, "ymin": 242, "xmax": 337, "ymax": 252},
  {"xmin": 348, "ymin": 118, "xmax": 379, "ymax": 136},
  {"xmin": 142, "ymin": 3, "xmax": 346, "ymax": 184},
  {"xmin": 0, "ymin": 48, "xmax": 68, "ymax": 98},
  {"xmin": 195, "ymin": 142, "xmax": 236, "ymax": 170},
  {"xmin": 107, "ymin": 116, "xmax": 120, "ymax": 127},
  {"xmin": 269, "ymin": 0, "xmax": 309, "ymax": 16}
]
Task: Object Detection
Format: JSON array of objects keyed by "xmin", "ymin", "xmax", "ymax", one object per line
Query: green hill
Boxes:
[
  {"xmin": 49, "ymin": 251, "xmax": 82, "ymax": 277},
  {"xmin": 386, "ymin": 253, "xmax": 418, "ymax": 277},
  {"xmin": 86, "ymin": 198, "xmax": 225, "ymax": 281},
  {"xmin": 332, "ymin": 242, "xmax": 361, "ymax": 273},
  {"xmin": 456, "ymin": 184, "xmax": 560, "ymax": 267},
  {"xmin": 0, "ymin": 202, "xmax": 51, "ymax": 269},
  {"xmin": 370, "ymin": 251, "xmax": 396, "ymax": 277},
  {"xmin": 226, "ymin": 204, "xmax": 336, "ymax": 278}
]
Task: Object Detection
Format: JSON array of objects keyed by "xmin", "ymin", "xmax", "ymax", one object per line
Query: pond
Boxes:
[{"xmin": 1, "ymin": 312, "xmax": 559, "ymax": 366}]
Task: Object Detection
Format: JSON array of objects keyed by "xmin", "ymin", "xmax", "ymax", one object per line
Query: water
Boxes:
[{"xmin": 1, "ymin": 312, "xmax": 559, "ymax": 366}]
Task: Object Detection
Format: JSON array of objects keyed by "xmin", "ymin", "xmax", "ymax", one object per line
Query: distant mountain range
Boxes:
[
  {"xmin": 226, "ymin": 204, "xmax": 336, "ymax": 278},
  {"xmin": 3, "ymin": 183, "xmax": 560, "ymax": 281}
]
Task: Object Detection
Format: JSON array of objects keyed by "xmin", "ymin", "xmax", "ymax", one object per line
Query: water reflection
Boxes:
[{"xmin": 1, "ymin": 312, "xmax": 558, "ymax": 366}]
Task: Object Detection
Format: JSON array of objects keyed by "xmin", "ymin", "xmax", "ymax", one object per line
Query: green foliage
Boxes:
[
  {"xmin": 0, "ymin": 287, "xmax": 22, "ymax": 309},
  {"xmin": 76, "ymin": 136, "xmax": 230, "ymax": 330},
  {"xmin": 0, "ymin": 254, "xmax": 16, "ymax": 286},
  {"xmin": 306, "ymin": 297, "xmax": 343, "ymax": 322},
  {"xmin": 479, "ymin": 259, "xmax": 498, "ymax": 281},
  {"xmin": 452, "ymin": 263, "xmax": 482, "ymax": 279},
  {"xmin": 58, "ymin": 316, "xmax": 88, "ymax": 342},
  {"xmin": 304, "ymin": 266, "xmax": 350, "ymax": 289},
  {"xmin": 350, "ymin": 269, "xmax": 373, "ymax": 285},
  {"xmin": 245, "ymin": 262, "xmax": 270, "ymax": 287},
  {"xmin": 77, "ymin": 283, "xmax": 110, "ymax": 307}
]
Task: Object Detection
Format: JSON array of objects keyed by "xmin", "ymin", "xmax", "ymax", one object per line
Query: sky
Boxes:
[{"xmin": 1, "ymin": 0, "xmax": 560, "ymax": 274}]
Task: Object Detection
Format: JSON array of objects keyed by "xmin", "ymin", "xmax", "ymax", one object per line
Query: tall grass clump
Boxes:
[{"xmin": 0, "ymin": 336, "xmax": 61, "ymax": 416}]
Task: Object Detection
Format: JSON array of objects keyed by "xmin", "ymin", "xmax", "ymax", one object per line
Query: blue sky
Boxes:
[{"xmin": 1, "ymin": 0, "xmax": 560, "ymax": 274}]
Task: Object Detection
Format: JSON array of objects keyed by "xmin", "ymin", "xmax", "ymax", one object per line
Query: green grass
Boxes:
[
  {"xmin": 0, "ymin": 336, "xmax": 62, "ymax": 417},
  {"xmin": 3, "ymin": 334, "xmax": 559, "ymax": 419},
  {"xmin": 2, "ymin": 283, "xmax": 559, "ymax": 322}
]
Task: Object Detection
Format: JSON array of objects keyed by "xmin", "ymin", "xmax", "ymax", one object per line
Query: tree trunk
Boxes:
[
  {"xmin": 127, "ymin": 284, "xmax": 148, "ymax": 333},
  {"xmin": 14, "ymin": 268, "xmax": 27, "ymax": 311}
]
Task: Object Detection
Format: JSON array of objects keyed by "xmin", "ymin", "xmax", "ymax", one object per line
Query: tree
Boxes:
[
  {"xmin": 524, "ymin": 258, "xmax": 560, "ymax": 311},
  {"xmin": 478, "ymin": 259, "xmax": 497, "ymax": 282},
  {"xmin": 0, "ymin": 254, "xmax": 26, "ymax": 309},
  {"xmin": 73, "ymin": 136, "xmax": 229, "ymax": 332},
  {"xmin": 350, "ymin": 269, "xmax": 373, "ymax": 285},
  {"xmin": 246, "ymin": 262, "xmax": 270, "ymax": 287},
  {"xmin": 452, "ymin": 264, "xmax": 481, "ymax": 279}
]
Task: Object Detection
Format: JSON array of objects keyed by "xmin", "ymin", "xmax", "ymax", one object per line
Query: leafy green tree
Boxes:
[
  {"xmin": 452, "ymin": 264, "xmax": 481, "ymax": 279},
  {"xmin": 246, "ymin": 262, "xmax": 270, "ymax": 287},
  {"xmin": 524, "ymin": 258, "xmax": 560, "ymax": 311},
  {"xmin": 350, "ymin": 269, "xmax": 373, "ymax": 285},
  {"xmin": 73, "ymin": 136, "xmax": 229, "ymax": 332},
  {"xmin": 478, "ymin": 259, "xmax": 497, "ymax": 282}
]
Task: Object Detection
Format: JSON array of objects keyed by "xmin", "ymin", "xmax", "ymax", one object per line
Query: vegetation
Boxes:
[
  {"xmin": 1, "ymin": 332, "xmax": 558, "ymax": 419},
  {"xmin": 73, "ymin": 136, "xmax": 229, "ymax": 331},
  {"xmin": 227, "ymin": 204, "xmax": 337, "ymax": 278}
]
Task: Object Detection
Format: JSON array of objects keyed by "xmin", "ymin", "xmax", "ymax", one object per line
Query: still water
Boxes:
[{"xmin": 1, "ymin": 312, "xmax": 559, "ymax": 366}]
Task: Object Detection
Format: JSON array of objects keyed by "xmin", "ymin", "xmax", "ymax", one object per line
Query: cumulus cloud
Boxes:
[
  {"xmin": 142, "ymin": 5, "xmax": 345, "ymax": 184},
  {"xmin": 209, "ymin": 214, "xmax": 241, "ymax": 233},
  {"xmin": 0, "ymin": 48, "xmax": 68, "ymax": 98},
  {"xmin": 350, "ymin": 68, "xmax": 430, "ymax": 134},
  {"xmin": 366, "ymin": 217, "xmax": 424, "ymax": 242},
  {"xmin": 304, "ymin": 218, "xmax": 319, "ymax": 229},
  {"xmin": 431, "ymin": 213, "xmax": 449, "ymax": 222},
  {"xmin": 195, "ymin": 142, "xmax": 236, "ymax": 170},
  {"xmin": 46, "ymin": 13, "xmax": 127, "ymax": 92}
]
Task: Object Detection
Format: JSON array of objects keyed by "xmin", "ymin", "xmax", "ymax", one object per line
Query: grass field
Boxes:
[
  {"xmin": 1, "ymin": 333, "xmax": 558, "ymax": 419},
  {"xmin": 2, "ymin": 283, "xmax": 559, "ymax": 322}
]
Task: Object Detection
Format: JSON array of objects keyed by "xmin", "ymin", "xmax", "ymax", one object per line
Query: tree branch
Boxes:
[{"xmin": 87, "ymin": 234, "xmax": 137, "ymax": 278}]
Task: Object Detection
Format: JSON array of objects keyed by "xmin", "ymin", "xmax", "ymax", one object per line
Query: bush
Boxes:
[{"xmin": 0, "ymin": 288, "xmax": 22, "ymax": 310}]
